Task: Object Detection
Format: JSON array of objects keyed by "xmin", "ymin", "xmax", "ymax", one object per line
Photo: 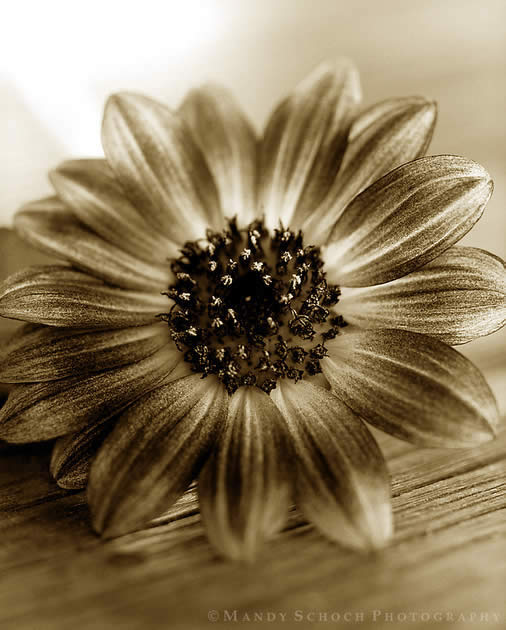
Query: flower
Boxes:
[{"xmin": 0, "ymin": 59, "xmax": 505, "ymax": 561}]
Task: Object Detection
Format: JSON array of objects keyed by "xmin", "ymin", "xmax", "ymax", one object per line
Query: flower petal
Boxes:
[
  {"xmin": 50, "ymin": 159, "xmax": 180, "ymax": 263},
  {"xmin": 179, "ymin": 85, "xmax": 257, "ymax": 226},
  {"xmin": 49, "ymin": 358, "xmax": 191, "ymax": 490},
  {"xmin": 271, "ymin": 380, "xmax": 392, "ymax": 551},
  {"xmin": 324, "ymin": 155, "xmax": 493, "ymax": 286},
  {"xmin": 0, "ymin": 344, "xmax": 179, "ymax": 443},
  {"xmin": 50, "ymin": 419, "xmax": 115, "ymax": 490},
  {"xmin": 259, "ymin": 59, "xmax": 361, "ymax": 229},
  {"xmin": 0, "ymin": 322, "xmax": 170, "ymax": 382},
  {"xmin": 0, "ymin": 266, "xmax": 168, "ymax": 328},
  {"xmin": 199, "ymin": 387, "xmax": 292, "ymax": 562},
  {"xmin": 14, "ymin": 198, "xmax": 172, "ymax": 291},
  {"xmin": 338, "ymin": 247, "xmax": 506, "ymax": 345},
  {"xmin": 303, "ymin": 97, "xmax": 436, "ymax": 245},
  {"xmin": 322, "ymin": 328, "xmax": 500, "ymax": 447},
  {"xmin": 102, "ymin": 92, "xmax": 224, "ymax": 243},
  {"xmin": 88, "ymin": 375, "xmax": 228, "ymax": 538}
]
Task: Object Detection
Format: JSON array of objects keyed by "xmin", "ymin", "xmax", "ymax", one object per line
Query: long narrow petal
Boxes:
[
  {"xmin": 0, "ymin": 344, "xmax": 179, "ymax": 443},
  {"xmin": 179, "ymin": 85, "xmax": 257, "ymax": 226},
  {"xmin": 0, "ymin": 323, "xmax": 170, "ymax": 382},
  {"xmin": 14, "ymin": 198, "xmax": 171, "ymax": 292},
  {"xmin": 50, "ymin": 159, "xmax": 180, "ymax": 263},
  {"xmin": 303, "ymin": 97, "xmax": 436, "ymax": 245},
  {"xmin": 324, "ymin": 155, "xmax": 493, "ymax": 286},
  {"xmin": 338, "ymin": 247, "xmax": 506, "ymax": 344},
  {"xmin": 259, "ymin": 60, "xmax": 361, "ymax": 229},
  {"xmin": 50, "ymin": 419, "xmax": 115, "ymax": 489},
  {"xmin": 322, "ymin": 328, "xmax": 500, "ymax": 447},
  {"xmin": 49, "ymin": 356, "xmax": 190, "ymax": 490},
  {"xmin": 0, "ymin": 266, "xmax": 168, "ymax": 328},
  {"xmin": 271, "ymin": 380, "xmax": 392, "ymax": 551},
  {"xmin": 102, "ymin": 92, "xmax": 224, "ymax": 243},
  {"xmin": 199, "ymin": 387, "xmax": 292, "ymax": 562},
  {"xmin": 88, "ymin": 375, "xmax": 228, "ymax": 538}
]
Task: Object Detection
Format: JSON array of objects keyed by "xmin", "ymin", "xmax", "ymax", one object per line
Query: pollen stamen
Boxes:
[{"xmin": 164, "ymin": 219, "xmax": 347, "ymax": 394}]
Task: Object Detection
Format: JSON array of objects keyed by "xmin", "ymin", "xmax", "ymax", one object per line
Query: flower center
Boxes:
[{"xmin": 162, "ymin": 219, "xmax": 346, "ymax": 394}]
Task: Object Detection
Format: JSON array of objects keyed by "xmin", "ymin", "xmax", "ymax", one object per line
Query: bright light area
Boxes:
[{"xmin": 2, "ymin": 0, "xmax": 230, "ymax": 154}]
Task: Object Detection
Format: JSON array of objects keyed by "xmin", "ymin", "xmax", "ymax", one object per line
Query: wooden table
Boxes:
[{"xmin": 0, "ymin": 424, "xmax": 504, "ymax": 629}]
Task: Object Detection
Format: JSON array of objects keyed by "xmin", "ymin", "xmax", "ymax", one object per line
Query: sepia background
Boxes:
[{"xmin": 1, "ymin": 1, "xmax": 505, "ymax": 628}]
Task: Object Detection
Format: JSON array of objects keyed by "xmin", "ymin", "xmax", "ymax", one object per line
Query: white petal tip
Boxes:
[
  {"xmin": 105, "ymin": 92, "xmax": 129, "ymax": 107},
  {"xmin": 103, "ymin": 92, "xmax": 149, "ymax": 118},
  {"xmin": 317, "ymin": 508, "xmax": 393, "ymax": 553},
  {"xmin": 417, "ymin": 98, "xmax": 437, "ymax": 121},
  {"xmin": 463, "ymin": 160, "xmax": 493, "ymax": 186}
]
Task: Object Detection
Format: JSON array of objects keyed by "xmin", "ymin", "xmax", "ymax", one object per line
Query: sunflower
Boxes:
[{"xmin": 0, "ymin": 60, "xmax": 505, "ymax": 561}]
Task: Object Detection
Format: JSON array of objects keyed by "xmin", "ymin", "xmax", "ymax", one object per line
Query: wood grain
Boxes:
[{"xmin": 0, "ymin": 426, "xmax": 504, "ymax": 629}]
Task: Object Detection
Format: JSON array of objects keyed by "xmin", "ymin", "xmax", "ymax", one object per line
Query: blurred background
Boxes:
[{"xmin": 1, "ymin": 0, "xmax": 505, "ymax": 402}]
